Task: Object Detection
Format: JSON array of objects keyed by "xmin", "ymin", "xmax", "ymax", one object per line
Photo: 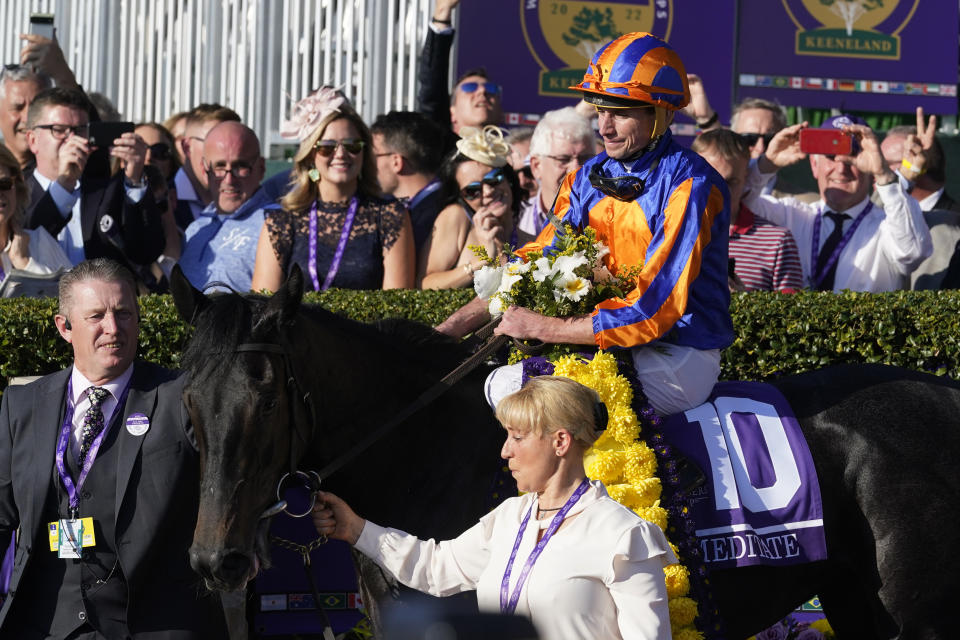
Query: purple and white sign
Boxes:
[
  {"xmin": 736, "ymin": 0, "xmax": 958, "ymax": 113},
  {"xmin": 660, "ymin": 381, "xmax": 827, "ymax": 570},
  {"xmin": 456, "ymin": 1, "xmax": 736, "ymax": 134}
]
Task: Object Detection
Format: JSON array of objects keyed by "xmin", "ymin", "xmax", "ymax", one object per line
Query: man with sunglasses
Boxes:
[
  {"xmin": 440, "ymin": 32, "xmax": 733, "ymax": 416},
  {"xmin": 743, "ymin": 114, "xmax": 931, "ymax": 292},
  {"xmin": 417, "ymin": 0, "xmax": 504, "ymax": 153},
  {"xmin": 22, "ymin": 87, "xmax": 163, "ymax": 272},
  {"xmin": 179, "ymin": 121, "xmax": 266, "ymax": 292}
]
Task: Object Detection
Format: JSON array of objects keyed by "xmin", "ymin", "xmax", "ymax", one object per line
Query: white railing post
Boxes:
[{"xmin": 0, "ymin": 0, "xmax": 436, "ymax": 159}]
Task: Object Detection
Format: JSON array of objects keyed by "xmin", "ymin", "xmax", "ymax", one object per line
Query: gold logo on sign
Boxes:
[
  {"xmin": 521, "ymin": 1, "xmax": 673, "ymax": 97},
  {"xmin": 783, "ymin": 0, "xmax": 920, "ymax": 60}
]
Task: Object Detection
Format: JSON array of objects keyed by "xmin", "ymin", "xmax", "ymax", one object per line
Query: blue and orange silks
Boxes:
[{"xmin": 517, "ymin": 130, "xmax": 733, "ymax": 351}]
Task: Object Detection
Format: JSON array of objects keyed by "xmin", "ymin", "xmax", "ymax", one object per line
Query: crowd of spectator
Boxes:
[{"xmin": 0, "ymin": 5, "xmax": 953, "ymax": 303}]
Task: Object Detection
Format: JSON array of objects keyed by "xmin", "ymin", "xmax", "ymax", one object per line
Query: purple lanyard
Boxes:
[
  {"xmin": 407, "ymin": 179, "xmax": 442, "ymax": 211},
  {"xmin": 809, "ymin": 203, "xmax": 873, "ymax": 289},
  {"xmin": 0, "ymin": 262, "xmax": 5, "ymax": 282},
  {"xmin": 308, "ymin": 196, "xmax": 359, "ymax": 291},
  {"xmin": 499, "ymin": 478, "xmax": 590, "ymax": 615},
  {"xmin": 55, "ymin": 378, "xmax": 132, "ymax": 517}
]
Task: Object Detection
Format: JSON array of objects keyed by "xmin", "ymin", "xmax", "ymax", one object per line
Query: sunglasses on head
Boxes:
[
  {"xmin": 148, "ymin": 142, "xmax": 171, "ymax": 160},
  {"xmin": 458, "ymin": 81, "xmax": 501, "ymax": 96},
  {"xmin": 0, "ymin": 177, "xmax": 15, "ymax": 191},
  {"xmin": 588, "ymin": 166, "xmax": 645, "ymax": 202},
  {"xmin": 739, "ymin": 132, "xmax": 775, "ymax": 147},
  {"xmin": 314, "ymin": 138, "xmax": 365, "ymax": 157},
  {"xmin": 460, "ymin": 167, "xmax": 506, "ymax": 201}
]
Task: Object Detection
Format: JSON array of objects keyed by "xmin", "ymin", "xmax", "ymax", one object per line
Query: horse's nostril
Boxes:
[
  {"xmin": 218, "ymin": 551, "xmax": 252, "ymax": 582},
  {"xmin": 189, "ymin": 546, "xmax": 216, "ymax": 578}
]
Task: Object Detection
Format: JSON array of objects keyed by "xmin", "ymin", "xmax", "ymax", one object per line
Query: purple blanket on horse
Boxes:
[{"xmin": 661, "ymin": 381, "xmax": 827, "ymax": 570}]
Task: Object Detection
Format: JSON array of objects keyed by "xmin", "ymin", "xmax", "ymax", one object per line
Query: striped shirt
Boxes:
[{"xmin": 730, "ymin": 205, "xmax": 803, "ymax": 293}]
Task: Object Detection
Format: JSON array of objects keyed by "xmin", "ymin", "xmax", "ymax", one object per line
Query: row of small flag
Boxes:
[{"xmin": 740, "ymin": 74, "xmax": 957, "ymax": 96}]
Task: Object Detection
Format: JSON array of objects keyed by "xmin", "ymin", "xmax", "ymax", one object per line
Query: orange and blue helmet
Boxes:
[{"xmin": 571, "ymin": 32, "xmax": 689, "ymax": 111}]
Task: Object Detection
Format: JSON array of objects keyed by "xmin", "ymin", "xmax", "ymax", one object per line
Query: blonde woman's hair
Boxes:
[
  {"xmin": 280, "ymin": 106, "xmax": 379, "ymax": 213},
  {"xmin": 0, "ymin": 145, "xmax": 30, "ymax": 226},
  {"xmin": 496, "ymin": 376, "xmax": 602, "ymax": 448}
]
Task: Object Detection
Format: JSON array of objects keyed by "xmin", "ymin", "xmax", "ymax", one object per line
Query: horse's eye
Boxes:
[{"xmin": 262, "ymin": 398, "xmax": 278, "ymax": 413}]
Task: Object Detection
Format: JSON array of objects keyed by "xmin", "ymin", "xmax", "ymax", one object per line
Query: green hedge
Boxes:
[{"xmin": 2, "ymin": 289, "xmax": 959, "ymax": 396}]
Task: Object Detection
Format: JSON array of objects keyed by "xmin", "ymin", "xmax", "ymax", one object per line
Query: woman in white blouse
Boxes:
[
  {"xmin": 0, "ymin": 145, "xmax": 71, "ymax": 294},
  {"xmin": 313, "ymin": 376, "xmax": 676, "ymax": 640}
]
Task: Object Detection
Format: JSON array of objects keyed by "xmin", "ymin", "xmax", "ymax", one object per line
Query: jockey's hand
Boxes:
[
  {"xmin": 495, "ymin": 306, "xmax": 549, "ymax": 341},
  {"xmin": 495, "ymin": 307, "xmax": 595, "ymax": 345},
  {"xmin": 312, "ymin": 491, "xmax": 365, "ymax": 545}
]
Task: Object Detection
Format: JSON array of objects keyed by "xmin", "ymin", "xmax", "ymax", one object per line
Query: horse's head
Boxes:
[{"xmin": 172, "ymin": 266, "xmax": 314, "ymax": 591}]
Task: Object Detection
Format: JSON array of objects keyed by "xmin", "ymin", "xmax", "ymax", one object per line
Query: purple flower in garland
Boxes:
[{"xmin": 756, "ymin": 623, "xmax": 790, "ymax": 640}]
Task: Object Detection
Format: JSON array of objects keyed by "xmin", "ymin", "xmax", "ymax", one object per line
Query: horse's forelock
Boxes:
[{"xmin": 181, "ymin": 292, "xmax": 269, "ymax": 376}]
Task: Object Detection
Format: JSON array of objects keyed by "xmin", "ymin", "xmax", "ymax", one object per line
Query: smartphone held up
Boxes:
[
  {"xmin": 29, "ymin": 13, "xmax": 55, "ymax": 40},
  {"xmin": 799, "ymin": 129, "xmax": 854, "ymax": 156}
]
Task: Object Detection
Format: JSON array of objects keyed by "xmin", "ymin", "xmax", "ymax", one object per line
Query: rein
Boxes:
[
  {"xmin": 236, "ymin": 318, "xmax": 508, "ymax": 513},
  {"xmin": 316, "ymin": 323, "xmax": 508, "ymax": 480}
]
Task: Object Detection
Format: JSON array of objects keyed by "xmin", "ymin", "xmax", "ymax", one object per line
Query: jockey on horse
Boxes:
[{"xmin": 437, "ymin": 31, "xmax": 733, "ymax": 416}]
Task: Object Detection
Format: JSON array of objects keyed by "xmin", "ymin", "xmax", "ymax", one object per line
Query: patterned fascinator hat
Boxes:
[
  {"xmin": 280, "ymin": 86, "xmax": 349, "ymax": 143},
  {"xmin": 456, "ymin": 125, "xmax": 511, "ymax": 168},
  {"xmin": 571, "ymin": 32, "xmax": 689, "ymax": 111}
]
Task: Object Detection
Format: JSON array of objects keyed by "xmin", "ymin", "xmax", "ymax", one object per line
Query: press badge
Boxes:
[{"xmin": 48, "ymin": 518, "xmax": 96, "ymax": 557}]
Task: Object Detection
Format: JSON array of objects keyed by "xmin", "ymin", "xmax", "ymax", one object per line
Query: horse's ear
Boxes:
[
  {"xmin": 169, "ymin": 264, "xmax": 209, "ymax": 326},
  {"xmin": 258, "ymin": 265, "xmax": 304, "ymax": 331}
]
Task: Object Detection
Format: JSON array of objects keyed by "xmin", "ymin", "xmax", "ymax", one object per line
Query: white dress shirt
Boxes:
[
  {"xmin": 174, "ymin": 167, "xmax": 206, "ymax": 224},
  {"xmin": 355, "ymin": 480, "xmax": 676, "ymax": 640},
  {"xmin": 68, "ymin": 364, "xmax": 134, "ymax": 459},
  {"xmin": 743, "ymin": 160, "xmax": 932, "ymax": 292}
]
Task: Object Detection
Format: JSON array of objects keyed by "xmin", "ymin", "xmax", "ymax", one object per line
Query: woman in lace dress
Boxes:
[
  {"xmin": 251, "ymin": 89, "xmax": 415, "ymax": 291},
  {"xmin": 419, "ymin": 125, "xmax": 531, "ymax": 289}
]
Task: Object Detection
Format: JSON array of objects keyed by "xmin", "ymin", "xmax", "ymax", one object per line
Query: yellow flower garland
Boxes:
[{"xmin": 551, "ymin": 351, "xmax": 700, "ymax": 640}]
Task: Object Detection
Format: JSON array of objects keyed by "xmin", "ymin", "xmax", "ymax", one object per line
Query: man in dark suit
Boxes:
[
  {"xmin": 0, "ymin": 258, "xmax": 227, "ymax": 639},
  {"xmin": 23, "ymin": 87, "xmax": 163, "ymax": 271}
]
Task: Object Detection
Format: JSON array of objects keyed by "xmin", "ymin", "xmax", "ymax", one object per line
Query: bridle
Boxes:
[{"xmin": 231, "ymin": 341, "xmax": 321, "ymax": 520}]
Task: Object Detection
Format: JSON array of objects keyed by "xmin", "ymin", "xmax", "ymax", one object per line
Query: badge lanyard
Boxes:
[
  {"xmin": 499, "ymin": 478, "xmax": 590, "ymax": 615},
  {"xmin": 54, "ymin": 378, "xmax": 132, "ymax": 518},
  {"xmin": 809, "ymin": 203, "xmax": 873, "ymax": 290},
  {"xmin": 406, "ymin": 179, "xmax": 442, "ymax": 212},
  {"xmin": 308, "ymin": 196, "xmax": 359, "ymax": 292}
]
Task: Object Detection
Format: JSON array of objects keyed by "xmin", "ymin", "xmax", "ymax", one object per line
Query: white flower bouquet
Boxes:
[{"xmin": 472, "ymin": 225, "xmax": 638, "ymax": 321}]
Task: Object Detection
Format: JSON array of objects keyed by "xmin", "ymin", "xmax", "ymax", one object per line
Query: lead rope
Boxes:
[{"xmin": 268, "ymin": 531, "xmax": 335, "ymax": 640}]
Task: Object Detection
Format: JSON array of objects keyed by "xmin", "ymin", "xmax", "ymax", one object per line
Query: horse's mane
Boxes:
[
  {"xmin": 296, "ymin": 304, "xmax": 473, "ymax": 370},
  {"xmin": 181, "ymin": 291, "xmax": 474, "ymax": 375}
]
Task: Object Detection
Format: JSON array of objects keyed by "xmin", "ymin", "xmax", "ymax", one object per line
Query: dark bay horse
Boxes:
[{"xmin": 171, "ymin": 268, "xmax": 960, "ymax": 639}]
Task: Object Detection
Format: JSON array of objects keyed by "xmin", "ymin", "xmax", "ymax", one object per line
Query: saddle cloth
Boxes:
[{"xmin": 660, "ymin": 381, "xmax": 827, "ymax": 569}]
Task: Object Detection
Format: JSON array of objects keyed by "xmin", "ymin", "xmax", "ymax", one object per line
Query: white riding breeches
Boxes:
[{"xmin": 484, "ymin": 344, "xmax": 721, "ymax": 417}]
